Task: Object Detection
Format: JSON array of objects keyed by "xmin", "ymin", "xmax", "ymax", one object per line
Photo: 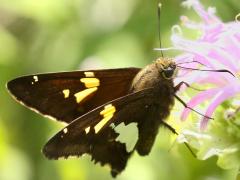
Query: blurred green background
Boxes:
[{"xmin": 0, "ymin": 0, "xmax": 239, "ymax": 180}]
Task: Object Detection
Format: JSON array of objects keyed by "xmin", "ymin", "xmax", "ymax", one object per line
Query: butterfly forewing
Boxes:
[
  {"xmin": 43, "ymin": 88, "xmax": 156, "ymax": 176},
  {"xmin": 7, "ymin": 68, "xmax": 140, "ymax": 123}
]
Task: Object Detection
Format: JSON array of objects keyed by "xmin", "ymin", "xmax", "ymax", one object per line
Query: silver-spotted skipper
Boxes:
[
  {"xmin": 6, "ymin": 3, "xmax": 235, "ymax": 177},
  {"xmin": 6, "ymin": 57, "xmax": 234, "ymax": 177},
  {"xmin": 6, "ymin": 57, "xmax": 178, "ymax": 176}
]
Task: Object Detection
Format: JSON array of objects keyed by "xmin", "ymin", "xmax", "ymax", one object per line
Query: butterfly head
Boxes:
[{"xmin": 156, "ymin": 57, "xmax": 177, "ymax": 80}]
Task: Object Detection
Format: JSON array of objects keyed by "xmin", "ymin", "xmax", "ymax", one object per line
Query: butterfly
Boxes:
[
  {"xmin": 7, "ymin": 53, "xmax": 236, "ymax": 177},
  {"xmin": 7, "ymin": 57, "xmax": 188, "ymax": 177}
]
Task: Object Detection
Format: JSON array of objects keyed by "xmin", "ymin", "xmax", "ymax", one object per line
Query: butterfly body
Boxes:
[
  {"xmin": 128, "ymin": 58, "xmax": 176, "ymax": 155},
  {"xmin": 7, "ymin": 57, "xmax": 178, "ymax": 177}
]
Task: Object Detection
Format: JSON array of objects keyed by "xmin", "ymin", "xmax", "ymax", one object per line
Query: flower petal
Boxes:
[
  {"xmin": 200, "ymin": 85, "xmax": 240, "ymax": 129},
  {"xmin": 183, "ymin": 0, "xmax": 219, "ymax": 24},
  {"xmin": 181, "ymin": 88, "xmax": 220, "ymax": 120}
]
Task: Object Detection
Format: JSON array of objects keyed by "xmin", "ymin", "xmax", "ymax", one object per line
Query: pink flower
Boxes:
[{"xmin": 170, "ymin": 0, "xmax": 240, "ymax": 129}]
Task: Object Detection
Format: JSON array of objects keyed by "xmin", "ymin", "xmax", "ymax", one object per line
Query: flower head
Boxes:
[
  {"xmin": 166, "ymin": 0, "xmax": 240, "ymax": 172},
  {"xmin": 170, "ymin": 0, "xmax": 240, "ymax": 129}
]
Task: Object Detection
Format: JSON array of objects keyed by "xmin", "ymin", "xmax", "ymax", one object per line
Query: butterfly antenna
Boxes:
[
  {"xmin": 176, "ymin": 65, "xmax": 235, "ymax": 77},
  {"xmin": 157, "ymin": 2, "xmax": 164, "ymax": 58}
]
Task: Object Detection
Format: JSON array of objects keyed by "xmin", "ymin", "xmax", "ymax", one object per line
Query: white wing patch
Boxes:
[
  {"xmin": 31, "ymin": 75, "xmax": 39, "ymax": 84},
  {"xmin": 33, "ymin": 76, "xmax": 38, "ymax": 82},
  {"xmin": 114, "ymin": 122, "xmax": 138, "ymax": 152}
]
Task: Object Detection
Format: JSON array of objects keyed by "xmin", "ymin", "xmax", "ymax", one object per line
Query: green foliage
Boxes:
[{"xmin": 177, "ymin": 100, "xmax": 240, "ymax": 174}]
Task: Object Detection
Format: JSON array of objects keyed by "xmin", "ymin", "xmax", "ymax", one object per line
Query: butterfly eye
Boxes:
[{"xmin": 162, "ymin": 66, "xmax": 175, "ymax": 79}]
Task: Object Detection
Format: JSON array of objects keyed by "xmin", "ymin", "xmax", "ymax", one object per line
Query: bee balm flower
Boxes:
[
  {"xmin": 167, "ymin": 0, "xmax": 240, "ymax": 172},
  {"xmin": 171, "ymin": 0, "xmax": 240, "ymax": 129}
]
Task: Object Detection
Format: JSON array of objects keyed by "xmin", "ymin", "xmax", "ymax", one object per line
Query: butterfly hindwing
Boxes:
[
  {"xmin": 7, "ymin": 68, "xmax": 140, "ymax": 123},
  {"xmin": 43, "ymin": 87, "xmax": 157, "ymax": 176}
]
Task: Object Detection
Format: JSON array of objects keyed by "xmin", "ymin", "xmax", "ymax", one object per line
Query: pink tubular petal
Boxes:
[
  {"xmin": 222, "ymin": 36, "xmax": 240, "ymax": 61},
  {"xmin": 181, "ymin": 88, "xmax": 220, "ymax": 120},
  {"xmin": 200, "ymin": 85, "xmax": 240, "ymax": 129},
  {"xmin": 201, "ymin": 23, "xmax": 224, "ymax": 42},
  {"xmin": 190, "ymin": 0, "xmax": 220, "ymax": 24},
  {"xmin": 172, "ymin": 32, "xmax": 237, "ymax": 71},
  {"xmin": 175, "ymin": 53, "xmax": 193, "ymax": 64},
  {"xmin": 208, "ymin": 47, "xmax": 238, "ymax": 72},
  {"xmin": 193, "ymin": 55, "xmax": 213, "ymax": 67},
  {"xmin": 235, "ymin": 33, "xmax": 240, "ymax": 41},
  {"xmin": 180, "ymin": 15, "xmax": 203, "ymax": 30},
  {"xmin": 197, "ymin": 74, "xmax": 227, "ymax": 87},
  {"xmin": 172, "ymin": 34, "xmax": 218, "ymax": 66},
  {"xmin": 177, "ymin": 70, "xmax": 208, "ymax": 86}
]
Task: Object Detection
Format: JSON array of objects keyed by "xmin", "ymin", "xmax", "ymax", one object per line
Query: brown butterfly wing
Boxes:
[
  {"xmin": 43, "ymin": 88, "xmax": 156, "ymax": 177},
  {"xmin": 7, "ymin": 68, "xmax": 140, "ymax": 123}
]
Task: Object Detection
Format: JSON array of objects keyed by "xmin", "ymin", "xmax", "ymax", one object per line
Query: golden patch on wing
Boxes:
[
  {"xmin": 74, "ymin": 75, "xmax": 100, "ymax": 103},
  {"xmin": 62, "ymin": 89, "xmax": 70, "ymax": 98},
  {"xmin": 74, "ymin": 87, "xmax": 98, "ymax": 103},
  {"xmin": 85, "ymin": 126, "xmax": 90, "ymax": 134},
  {"xmin": 84, "ymin": 71, "xmax": 95, "ymax": 77},
  {"xmin": 80, "ymin": 78, "xmax": 100, "ymax": 88},
  {"xmin": 94, "ymin": 104, "xmax": 116, "ymax": 133}
]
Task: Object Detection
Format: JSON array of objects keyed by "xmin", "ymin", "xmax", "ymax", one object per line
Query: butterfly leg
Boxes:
[
  {"xmin": 174, "ymin": 81, "xmax": 205, "ymax": 92},
  {"xmin": 162, "ymin": 122, "xmax": 196, "ymax": 157},
  {"xmin": 162, "ymin": 121, "xmax": 178, "ymax": 134},
  {"xmin": 174, "ymin": 94, "xmax": 213, "ymax": 120}
]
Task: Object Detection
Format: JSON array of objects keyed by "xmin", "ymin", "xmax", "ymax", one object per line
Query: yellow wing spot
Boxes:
[
  {"xmin": 80, "ymin": 78, "xmax": 100, "ymax": 88},
  {"xmin": 100, "ymin": 104, "xmax": 116, "ymax": 117},
  {"xmin": 85, "ymin": 126, "xmax": 90, "ymax": 134},
  {"xmin": 94, "ymin": 104, "xmax": 116, "ymax": 133},
  {"xmin": 62, "ymin": 89, "xmax": 70, "ymax": 98},
  {"xmin": 84, "ymin": 72, "xmax": 95, "ymax": 77},
  {"xmin": 63, "ymin": 128, "xmax": 68, "ymax": 134},
  {"xmin": 74, "ymin": 87, "xmax": 98, "ymax": 103},
  {"xmin": 33, "ymin": 75, "xmax": 38, "ymax": 82}
]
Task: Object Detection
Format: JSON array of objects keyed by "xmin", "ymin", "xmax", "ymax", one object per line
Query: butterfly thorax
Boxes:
[{"xmin": 130, "ymin": 57, "xmax": 176, "ymax": 109}]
